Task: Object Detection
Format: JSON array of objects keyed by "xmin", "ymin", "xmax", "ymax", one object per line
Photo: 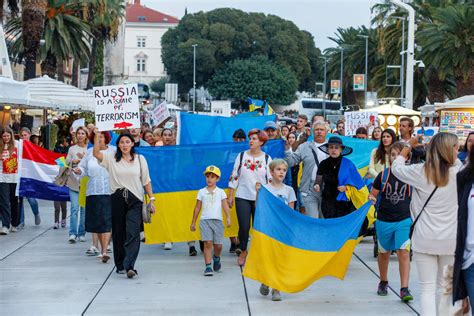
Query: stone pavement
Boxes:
[{"xmin": 0, "ymin": 200, "xmax": 421, "ymax": 315}]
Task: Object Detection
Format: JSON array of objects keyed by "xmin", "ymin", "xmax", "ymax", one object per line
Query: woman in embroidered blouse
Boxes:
[
  {"xmin": 0, "ymin": 127, "xmax": 20, "ymax": 234},
  {"xmin": 228, "ymin": 129, "xmax": 272, "ymax": 266},
  {"xmin": 73, "ymin": 131, "xmax": 115, "ymax": 262}
]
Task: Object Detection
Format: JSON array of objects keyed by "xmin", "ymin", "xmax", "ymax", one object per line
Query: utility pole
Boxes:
[
  {"xmin": 390, "ymin": 0, "xmax": 415, "ymax": 109},
  {"xmin": 340, "ymin": 48, "xmax": 344, "ymax": 109},
  {"xmin": 319, "ymin": 56, "xmax": 327, "ymax": 116},
  {"xmin": 192, "ymin": 44, "xmax": 198, "ymax": 112},
  {"xmin": 357, "ymin": 35, "xmax": 369, "ymax": 107}
]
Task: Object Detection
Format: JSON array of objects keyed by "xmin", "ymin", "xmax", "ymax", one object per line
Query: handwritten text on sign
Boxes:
[
  {"xmin": 344, "ymin": 111, "xmax": 379, "ymax": 136},
  {"xmin": 94, "ymin": 84, "xmax": 140, "ymax": 131},
  {"xmin": 151, "ymin": 101, "xmax": 170, "ymax": 126}
]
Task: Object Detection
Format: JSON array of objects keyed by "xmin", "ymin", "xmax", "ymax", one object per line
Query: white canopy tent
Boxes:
[
  {"xmin": 435, "ymin": 95, "xmax": 474, "ymax": 110},
  {"xmin": 360, "ymin": 103, "xmax": 420, "ymax": 116},
  {"xmin": 0, "ymin": 76, "xmax": 52, "ymax": 108},
  {"xmin": 26, "ymin": 75, "xmax": 94, "ymax": 111}
]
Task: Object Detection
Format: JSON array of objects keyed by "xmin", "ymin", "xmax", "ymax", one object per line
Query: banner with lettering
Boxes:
[{"xmin": 344, "ymin": 111, "xmax": 379, "ymax": 137}]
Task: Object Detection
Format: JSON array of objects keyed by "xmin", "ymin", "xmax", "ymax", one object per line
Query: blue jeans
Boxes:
[
  {"xmin": 69, "ymin": 190, "xmax": 85, "ymax": 237},
  {"xmin": 463, "ymin": 263, "xmax": 474, "ymax": 312},
  {"xmin": 20, "ymin": 197, "xmax": 39, "ymax": 224}
]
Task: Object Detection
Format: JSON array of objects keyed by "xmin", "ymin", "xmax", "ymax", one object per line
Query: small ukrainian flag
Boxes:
[{"xmin": 55, "ymin": 157, "xmax": 68, "ymax": 168}]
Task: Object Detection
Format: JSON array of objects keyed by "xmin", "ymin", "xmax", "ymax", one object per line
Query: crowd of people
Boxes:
[{"xmin": 0, "ymin": 114, "xmax": 473, "ymax": 314}]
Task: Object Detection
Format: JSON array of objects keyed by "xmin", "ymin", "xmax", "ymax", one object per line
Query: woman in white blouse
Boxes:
[
  {"xmin": 391, "ymin": 132, "xmax": 462, "ymax": 316},
  {"xmin": 367, "ymin": 129, "xmax": 396, "ymax": 178},
  {"xmin": 228, "ymin": 129, "xmax": 272, "ymax": 266},
  {"xmin": 73, "ymin": 131, "xmax": 115, "ymax": 262}
]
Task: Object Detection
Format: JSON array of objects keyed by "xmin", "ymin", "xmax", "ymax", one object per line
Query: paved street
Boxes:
[{"xmin": 0, "ymin": 201, "xmax": 421, "ymax": 315}]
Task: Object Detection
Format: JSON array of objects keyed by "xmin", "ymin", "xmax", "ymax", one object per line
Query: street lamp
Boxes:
[
  {"xmin": 192, "ymin": 44, "xmax": 198, "ymax": 112},
  {"xmin": 318, "ymin": 56, "xmax": 327, "ymax": 116},
  {"xmin": 393, "ymin": 16, "xmax": 406, "ymax": 106},
  {"xmin": 339, "ymin": 47, "xmax": 344, "ymax": 109},
  {"xmin": 357, "ymin": 35, "xmax": 369, "ymax": 107}
]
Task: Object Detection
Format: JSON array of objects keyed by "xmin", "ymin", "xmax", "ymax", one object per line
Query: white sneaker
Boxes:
[
  {"xmin": 86, "ymin": 246, "xmax": 100, "ymax": 256},
  {"xmin": 0, "ymin": 226, "xmax": 10, "ymax": 235},
  {"xmin": 163, "ymin": 242, "xmax": 173, "ymax": 250},
  {"xmin": 68, "ymin": 235, "xmax": 77, "ymax": 243},
  {"xmin": 107, "ymin": 245, "xmax": 112, "ymax": 253},
  {"xmin": 79, "ymin": 236, "xmax": 86, "ymax": 242},
  {"xmin": 10, "ymin": 226, "xmax": 17, "ymax": 232}
]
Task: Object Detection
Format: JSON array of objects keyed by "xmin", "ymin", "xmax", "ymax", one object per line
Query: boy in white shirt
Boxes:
[{"xmin": 191, "ymin": 165, "xmax": 231, "ymax": 276}]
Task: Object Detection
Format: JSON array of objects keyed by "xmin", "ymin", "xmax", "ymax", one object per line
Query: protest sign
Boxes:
[
  {"xmin": 415, "ymin": 126, "xmax": 439, "ymax": 144},
  {"xmin": 150, "ymin": 101, "xmax": 170, "ymax": 126},
  {"xmin": 93, "ymin": 84, "xmax": 140, "ymax": 131},
  {"xmin": 71, "ymin": 118, "xmax": 85, "ymax": 133},
  {"xmin": 344, "ymin": 111, "xmax": 379, "ymax": 136}
]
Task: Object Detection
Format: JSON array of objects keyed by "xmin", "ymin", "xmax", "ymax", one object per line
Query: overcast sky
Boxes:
[{"xmin": 141, "ymin": 0, "xmax": 378, "ymax": 50}]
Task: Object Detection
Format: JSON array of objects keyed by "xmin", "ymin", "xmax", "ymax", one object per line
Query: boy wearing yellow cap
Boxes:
[{"xmin": 191, "ymin": 165, "xmax": 231, "ymax": 276}]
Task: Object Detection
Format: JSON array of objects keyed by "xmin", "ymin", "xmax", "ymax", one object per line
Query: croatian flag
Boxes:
[{"xmin": 19, "ymin": 141, "xmax": 69, "ymax": 201}]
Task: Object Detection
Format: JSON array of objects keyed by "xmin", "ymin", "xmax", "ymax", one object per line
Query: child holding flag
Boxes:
[
  {"xmin": 256, "ymin": 159, "xmax": 296, "ymax": 301},
  {"xmin": 368, "ymin": 142, "xmax": 414, "ymax": 302},
  {"xmin": 190, "ymin": 166, "xmax": 231, "ymax": 276}
]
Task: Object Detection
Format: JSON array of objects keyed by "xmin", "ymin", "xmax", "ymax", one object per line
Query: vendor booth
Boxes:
[
  {"xmin": 435, "ymin": 95, "xmax": 474, "ymax": 142},
  {"xmin": 360, "ymin": 103, "xmax": 421, "ymax": 135}
]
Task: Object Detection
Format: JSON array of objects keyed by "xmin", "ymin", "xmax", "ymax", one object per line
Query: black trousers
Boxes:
[
  {"xmin": 111, "ymin": 189, "xmax": 142, "ymax": 272},
  {"xmin": 0, "ymin": 183, "xmax": 19, "ymax": 228},
  {"xmin": 235, "ymin": 198, "xmax": 255, "ymax": 251}
]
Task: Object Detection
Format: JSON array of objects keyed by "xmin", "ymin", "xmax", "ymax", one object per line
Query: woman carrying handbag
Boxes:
[
  {"xmin": 391, "ymin": 133, "xmax": 463, "ymax": 316},
  {"xmin": 93, "ymin": 130, "xmax": 155, "ymax": 279}
]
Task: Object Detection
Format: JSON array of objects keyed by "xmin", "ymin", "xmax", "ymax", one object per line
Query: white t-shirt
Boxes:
[
  {"xmin": 197, "ymin": 187, "xmax": 227, "ymax": 220},
  {"xmin": 264, "ymin": 183, "xmax": 297, "ymax": 206},
  {"xmin": 463, "ymin": 184, "xmax": 474, "ymax": 269}
]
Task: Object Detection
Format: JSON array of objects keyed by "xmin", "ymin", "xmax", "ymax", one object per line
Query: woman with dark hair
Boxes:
[
  {"xmin": 228, "ymin": 129, "xmax": 272, "ymax": 266},
  {"xmin": 371, "ymin": 127, "xmax": 383, "ymax": 141},
  {"xmin": 66, "ymin": 126, "xmax": 88, "ymax": 243},
  {"xmin": 0, "ymin": 127, "xmax": 20, "ymax": 234},
  {"xmin": 355, "ymin": 127, "xmax": 369, "ymax": 139},
  {"xmin": 368, "ymin": 129, "xmax": 397, "ymax": 178},
  {"xmin": 161, "ymin": 128, "xmax": 174, "ymax": 146},
  {"xmin": 458, "ymin": 131, "xmax": 474, "ymax": 164},
  {"xmin": 454, "ymin": 145, "xmax": 474, "ymax": 313},
  {"xmin": 142, "ymin": 130, "xmax": 155, "ymax": 146},
  {"xmin": 280, "ymin": 125, "xmax": 290, "ymax": 139},
  {"xmin": 73, "ymin": 131, "xmax": 114, "ymax": 262},
  {"xmin": 93, "ymin": 132, "xmax": 155, "ymax": 278}
]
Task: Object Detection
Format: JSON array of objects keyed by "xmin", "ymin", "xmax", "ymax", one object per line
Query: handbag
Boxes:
[
  {"xmin": 53, "ymin": 166, "xmax": 72, "ymax": 187},
  {"xmin": 138, "ymin": 154, "xmax": 152, "ymax": 224},
  {"xmin": 409, "ymin": 186, "xmax": 438, "ymax": 239}
]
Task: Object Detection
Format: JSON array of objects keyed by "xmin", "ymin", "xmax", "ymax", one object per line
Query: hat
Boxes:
[
  {"xmin": 203, "ymin": 165, "xmax": 221, "ymax": 178},
  {"xmin": 319, "ymin": 136, "xmax": 353, "ymax": 156},
  {"xmin": 264, "ymin": 121, "xmax": 278, "ymax": 130}
]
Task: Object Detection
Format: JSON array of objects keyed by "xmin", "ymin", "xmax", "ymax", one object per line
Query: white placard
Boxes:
[
  {"xmin": 71, "ymin": 118, "xmax": 85, "ymax": 133},
  {"xmin": 93, "ymin": 83, "xmax": 140, "ymax": 131},
  {"xmin": 344, "ymin": 111, "xmax": 379, "ymax": 136},
  {"xmin": 414, "ymin": 126, "xmax": 439, "ymax": 144},
  {"xmin": 151, "ymin": 101, "xmax": 170, "ymax": 126}
]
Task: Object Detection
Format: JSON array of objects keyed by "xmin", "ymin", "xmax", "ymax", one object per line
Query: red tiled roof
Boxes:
[{"xmin": 126, "ymin": 2, "xmax": 180, "ymax": 24}]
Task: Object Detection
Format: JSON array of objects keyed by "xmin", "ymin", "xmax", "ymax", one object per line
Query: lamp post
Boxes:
[
  {"xmin": 393, "ymin": 16, "xmax": 406, "ymax": 106},
  {"xmin": 390, "ymin": 0, "xmax": 415, "ymax": 110},
  {"xmin": 319, "ymin": 56, "xmax": 327, "ymax": 116},
  {"xmin": 339, "ymin": 47, "xmax": 344, "ymax": 109},
  {"xmin": 357, "ymin": 35, "xmax": 369, "ymax": 107},
  {"xmin": 192, "ymin": 44, "xmax": 198, "ymax": 112}
]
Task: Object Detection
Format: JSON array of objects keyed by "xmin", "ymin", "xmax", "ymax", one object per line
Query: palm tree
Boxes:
[
  {"xmin": 21, "ymin": 0, "xmax": 48, "ymax": 80},
  {"xmin": 5, "ymin": 0, "xmax": 92, "ymax": 81},
  {"xmin": 0, "ymin": 0, "xmax": 19, "ymax": 20},
  {"xmin": 85, "ymin": 0, "xmax": 125, "ymax": 89},
  {"xmin": 418, "ymin": 4, "xmax": 474, "ymax": 96}
]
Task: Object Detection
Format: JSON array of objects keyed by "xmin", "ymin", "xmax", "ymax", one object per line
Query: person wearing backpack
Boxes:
[
  {"xmin": 228, "ymin": 129, "xmax": 272, "ymax": 266},
  {"xmin": 391, "ymin": 133, "xmax": 463, "ymax": 316},
  {"xmin": 368, "ymin": 142, "xmax": 413, "ymax": 302}
]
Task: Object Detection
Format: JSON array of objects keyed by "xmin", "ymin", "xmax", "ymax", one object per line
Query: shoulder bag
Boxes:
[
  {"xmin": 409, "ymin": 186, "xmax": 438, "ymax": 239},
  {"xmin": 138, "ymin": 154, "xmax": 153, "ymax": 224}
]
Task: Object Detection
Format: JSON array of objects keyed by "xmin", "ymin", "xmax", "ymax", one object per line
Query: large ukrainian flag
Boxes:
[
  {"xmin": 243, "ymin": 187, "xmax": 372, "ymax": 293},
  {"xmin": 137, "ymin": 140, "xmax": 285, "ymax": 244}
]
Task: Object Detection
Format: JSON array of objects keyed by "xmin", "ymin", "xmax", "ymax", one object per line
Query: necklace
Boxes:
[{"xmin": 330, "ymin": 158, "xmax": 341, "ymax": 169}]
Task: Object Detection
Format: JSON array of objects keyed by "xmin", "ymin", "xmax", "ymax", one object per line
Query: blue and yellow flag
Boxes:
[
  {"xmin": 137, "ymin": 140, "xmax": 285, "ymax": 244},
  {"xmin": 248, "ymin": 97, "xmax": 265, "ymax": 112},
  {"xmin": 178, "ymin": 112, "xmax": 276, "ymax": 145},
  {"xmin": 243, "ymin": 187, "xmax": 372, "ymax": 293}
]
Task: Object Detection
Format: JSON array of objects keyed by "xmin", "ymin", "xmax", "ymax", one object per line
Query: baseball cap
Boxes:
[
  {"xmin": 264, "ymin": 121, "xmax": 278, "ymax": 130},
  {"xmin": 203, "ymin": 165, "xmax": 221, "ymax": 178}
]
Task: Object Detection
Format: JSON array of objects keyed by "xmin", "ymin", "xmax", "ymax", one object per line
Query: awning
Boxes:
[
  {"xmin": 435, "ymin": 95, "xmax": 474, "ymax": 110},
  {"xmin": 26, "ymin": 75, "xmax": 94, "ymax": 111},
  {"xmin": 360, "ymin": 104, "xmax": 420, "ymax": 116},
  {"xmin": 0, "ymin": 76, "xmax": 53, "ymax": 108}
]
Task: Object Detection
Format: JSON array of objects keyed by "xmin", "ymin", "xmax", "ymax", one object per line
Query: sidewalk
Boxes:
[{"xmin": 0, "ymin": 200, "xmax": 420, "ymax": 315}]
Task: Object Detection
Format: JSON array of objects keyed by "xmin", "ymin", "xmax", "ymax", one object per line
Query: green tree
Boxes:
[
  {"xmin": 161, "ymin": 8, "xmax": 321, "ymax": 93},
  {"xmin": 149, "ymin": 77, "xmax": 169, "ymax": 93},
  {"xmin": 418, "ymin": 4, "xmax": 474, "ymax": 96},
  {"xmin": 208, "ymin": 55, "xmax": 298, "ymax": 105}
]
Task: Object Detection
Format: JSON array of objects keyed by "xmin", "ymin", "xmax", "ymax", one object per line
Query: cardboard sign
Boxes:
[
  {"xmin": 151, "ymin": 101, "xmax": 170, "ymax": 126},
  {"xmin": 93, "ymin": 84, "xmax": 140, "ymax": 131},
  {"xmin": 344, "ymin": 111, "xmax": 379, "ymax": 136}
]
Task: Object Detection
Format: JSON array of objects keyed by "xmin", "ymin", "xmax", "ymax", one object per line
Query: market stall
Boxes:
[
  {"xmin": 360, "ymin": 103, "xmax": 421, "ymax": 134},
  {"xmin": 435, "ymin": 95, "xmax": 474, "ymax": 142}
]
